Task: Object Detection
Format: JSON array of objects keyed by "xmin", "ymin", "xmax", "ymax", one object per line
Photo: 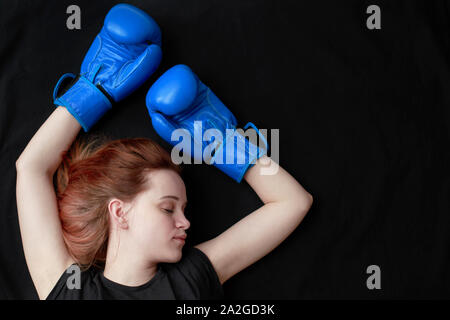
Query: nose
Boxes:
[{"xmin": 175, "ymin": 212, "xmax": 190, "ymax": 230}]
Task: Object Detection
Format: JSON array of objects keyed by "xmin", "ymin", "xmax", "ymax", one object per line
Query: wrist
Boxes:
[
  {"xmin": 211, "ymin": 124, "xmax": 268, "ymax": 183},
  {"xmin": 243, "ymin": 155, "xmax": 271, "ymax": 181},
  {"xmin": 53, "ymin": 74, "xmax": 113, "ymax": 132}
]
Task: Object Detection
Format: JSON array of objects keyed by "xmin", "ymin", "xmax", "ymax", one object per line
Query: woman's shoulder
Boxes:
[{"xmin": 45, "ymin": 263, "xmax": 102, "ymax": 300}]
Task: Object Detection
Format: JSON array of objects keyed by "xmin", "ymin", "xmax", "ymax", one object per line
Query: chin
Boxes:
[
  {"xmin": 172, "ymin": 250, "xmax": 183, "ymax": 262},
  {"xmin": 163, "ymin": 248, "xmax": 183, "ymax": 263}
]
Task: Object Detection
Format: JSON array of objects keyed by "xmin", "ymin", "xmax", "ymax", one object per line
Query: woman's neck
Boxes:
[{"xmin": 103, "ymin": 243, "xmax": 158, "ymax": 287}]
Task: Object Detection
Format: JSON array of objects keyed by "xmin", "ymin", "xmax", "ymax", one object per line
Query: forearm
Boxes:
[
  {"xmin": 16, "ymin": 106, "xmax": 81, "ymax": 174},
  {"xmin": 201, "ymin": 157, "xmax": 313, "ymax": 283},
  {"xmin": 244, "ymin": 156, "xmax": 313, "ymax": 209}
]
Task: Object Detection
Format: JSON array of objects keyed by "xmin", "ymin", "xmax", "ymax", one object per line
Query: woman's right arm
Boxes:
[{"xmin": 16, "ymin": 106, "xmax": 81, "ymax": 299}]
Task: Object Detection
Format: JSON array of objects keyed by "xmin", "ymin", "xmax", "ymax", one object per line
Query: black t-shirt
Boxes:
[{"xmin": 46, "ymin": 247, "xmax": 224, "ymax": 300}]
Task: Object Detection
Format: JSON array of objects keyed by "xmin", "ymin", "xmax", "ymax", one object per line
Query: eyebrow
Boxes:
[{"xmin": 159, "ymin": 195, "xmax": 187, "ymax": 206}]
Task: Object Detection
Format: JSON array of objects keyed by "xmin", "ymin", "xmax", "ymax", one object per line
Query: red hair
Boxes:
[{"xmin": 54, "ymin": 134, "xmax": 181, "ymax": 270}]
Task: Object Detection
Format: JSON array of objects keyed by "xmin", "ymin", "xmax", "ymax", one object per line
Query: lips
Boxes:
[
  {"xmin": 173, "ymin": 237, "xmax": 186, "ymax": 245},
  {"xmin": 173, "ymin": 233, "xmax": 187, "ymax": 246}
]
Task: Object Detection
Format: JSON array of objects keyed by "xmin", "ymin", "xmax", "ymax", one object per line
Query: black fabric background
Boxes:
[{"xmin": 1, "ymin": 0, "xmax": 450, "ymax": 299}]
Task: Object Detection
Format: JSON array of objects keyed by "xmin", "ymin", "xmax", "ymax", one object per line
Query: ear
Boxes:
[{"xmin": 108, "ymin": 198, "xmax": 130, "ymax": 230}]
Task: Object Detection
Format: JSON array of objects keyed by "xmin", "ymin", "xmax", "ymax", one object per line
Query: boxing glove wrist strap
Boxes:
[
  {"xmin": 210, "ymin": 122, "xmax": 269, "ymax": 183},
  {"xmin": 53, "ymin": 72, "xmax": 113, "ymax": 132}
]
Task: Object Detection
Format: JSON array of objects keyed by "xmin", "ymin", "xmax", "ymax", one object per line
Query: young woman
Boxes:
[
  {"xmin": 16, "ymin": 106, "xmax": 312, "ymax": 300},
  {"xmin": 15, "ymin": 4, "xmax": 313, "ymax": 300}
]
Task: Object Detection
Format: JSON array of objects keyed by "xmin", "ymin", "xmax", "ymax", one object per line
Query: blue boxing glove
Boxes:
[
  {"xmin": 53, "ymin": 3, "xmax": 162, "ymax": 132},
  {"xmin": 146, "ymin": 64, "xmax": 268, "ymax": 183}
]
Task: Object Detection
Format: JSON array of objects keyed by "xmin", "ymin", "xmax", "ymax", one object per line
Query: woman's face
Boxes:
[{"xmin": 126, "ymin": 169, "xmax": 190, "ymax": 264}]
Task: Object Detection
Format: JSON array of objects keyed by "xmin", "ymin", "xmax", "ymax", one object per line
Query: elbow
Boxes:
[
  {"xmin": 307, "ymin": 192, "xmax": 313, "ymax": 208},
  {"xmin": 15, "ymin": 157, "xmax": 26, "ymax": 171},
  {"xmin": 15, "ymin": 157, "xmax": 38, "ymax": 172},
  {"xmin": 296, "ymin": 192, "xmax": 313, "ymax": 216},
  {"xmin": 304, "ymin": 192, "xmax": 313, "ymax": 212}
]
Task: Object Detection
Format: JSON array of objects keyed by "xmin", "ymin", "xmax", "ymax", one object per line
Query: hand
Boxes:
[
  {"xmin": 146, "ymin": 64, "xmax": 268, "ymax": 183},
  {"xmin": 53, "ymin": 3, "xmax": 162, "ymax": 132}
]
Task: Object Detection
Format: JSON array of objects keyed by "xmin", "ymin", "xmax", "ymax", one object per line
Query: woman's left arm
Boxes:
[{"xmin": 195, "ymin": 155, "xmax": 313, "ymax": 284}]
